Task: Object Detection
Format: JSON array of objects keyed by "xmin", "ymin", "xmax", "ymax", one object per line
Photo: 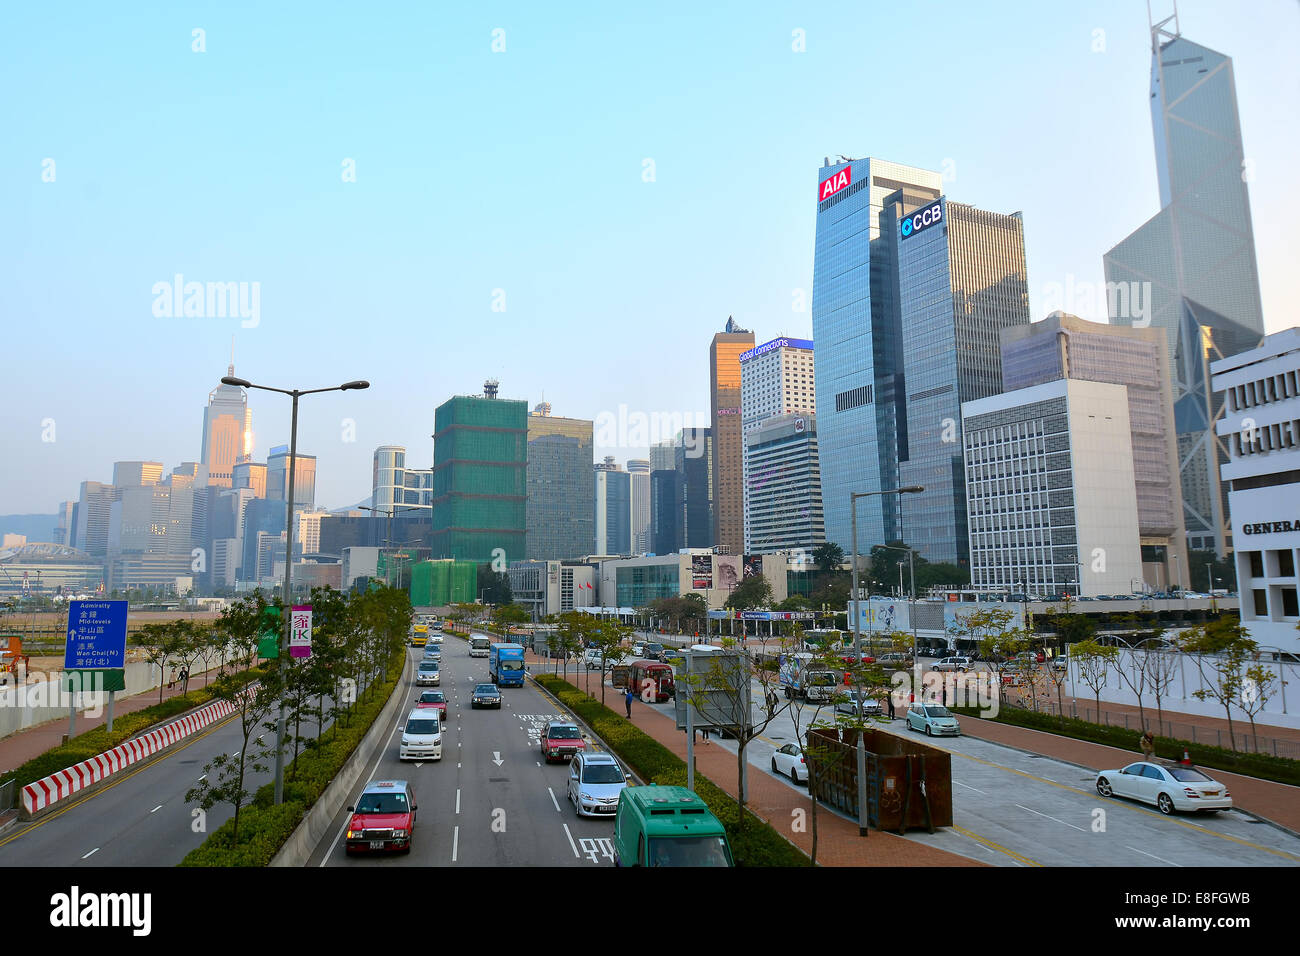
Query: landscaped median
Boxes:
[
  {"xmin": 2, "ymin": 670, "xmax": 259, "ymax": 816},
  {"xmin": 179, "ymin": 643, "xmax": 407, "ymax": 866},
  {"xmin": 953, "ymin": 704, "xmax": 1300, "ymax": 787},
  {"xmin": 533, "ymin": 673, "xmax": 809, "ymax": 866}
]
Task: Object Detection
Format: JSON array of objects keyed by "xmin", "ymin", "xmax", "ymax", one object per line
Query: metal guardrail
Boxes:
[{"xmin": 0, "ymin": 778, "xmax": 14, "ymax": 814}]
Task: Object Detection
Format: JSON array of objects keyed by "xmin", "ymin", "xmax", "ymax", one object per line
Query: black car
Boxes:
[
  {"xmin": 471, "ymin": 683, "xmax": 502, "ymax": 709},
  {"xmin": 643, "ymin": 642, "xmax": 665, "ymax": 660}
]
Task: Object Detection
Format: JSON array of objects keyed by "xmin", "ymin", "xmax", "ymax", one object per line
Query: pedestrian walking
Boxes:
[
  {"xmin": 168, "ymin": 667, "xmax": 176, "ymax": 689},
  {"xmin": 180, "ymin": 666, "xmax": 189, "ymax": 692},
  {"xmin": 624, "ymin": 686, "xmax": 635, "ymax": 718},
  {"xmin": 886, "ymin": 693, "xmax": 896, "ymax": 719},
  {"xmin": 1139, "ymin": 730, "xmax": 1156, "ymax": 761}
]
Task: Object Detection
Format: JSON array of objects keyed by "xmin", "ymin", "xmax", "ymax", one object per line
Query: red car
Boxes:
[
  {"xmin": 345, "ymin": 780, "xmax": 416, "ymax": 854},
  {"xmin": 414, "ymin": 690, "xmax": 448, "ymax": 721},
  {"xmin": 541, "ymin": 721, "xmax": 586, "ymax": 763}
]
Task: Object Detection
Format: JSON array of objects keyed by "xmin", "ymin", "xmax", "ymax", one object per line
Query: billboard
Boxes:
[
  {"xmin": 818, "ymin": 166, "xmax": 851, "ymax": 202},
  {"xmin": 900, "ymin": 198, "xmax": 944, "ymax": 240},
  {"xmin": 853, "ymin": 598, "xmax": 910, "ymax": 633},
  {"xmin": 944, "ymin": 602, "xmax": 1026, "ymax": 635},
  {"xmin": 691, "ymin": 554, "xmax": 712, "ymax": 590},
  {"xmin": 743, "ymin": 555, "xmax": 762, "ymax": 579}
]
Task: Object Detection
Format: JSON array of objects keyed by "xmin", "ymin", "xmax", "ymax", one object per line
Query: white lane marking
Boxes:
[
  {"xmin": 455, "ymin": 789, "xmax": 461, "ymax": 814},
  {"xmin": 82, "ymin": 848, "xmax": 99, "ymax": 859},
  {"xmin": 198, "ymin": 774, "xmax": 206, "ymax": 782},
  {"xmin": 321, "ymin": 658, "xmax": 415, "ymax": 866},
  {"xmin": 457, "ymin": 763, "xmax": 461, "ymax": 769},
  {"xmin": 452, "ymin": 826, "xmax": 459, "ymax": 863},
  {"xmin": 231, "ymin": 751, "xmax": 240, "ymax": 758},
  {"xmin": 562, "ymin": 823, "xmax": 579, "ymax": 858},
  {"xmin": 953, "ymin": 780, "xmax": 987, "ymax": 795},
  {"xmin": 548, "ymin": 788, "xmax": 561, "ymax": 813},
  {"xmin": 150, "ymin": 805, "xmax": 163, "ymax": 813},
  {"xmin": 1015, "ymin": 803, "xmax": 1087, "ymax": 833},
  {"xmin": 536, "ymin": 761, "xmax": 541, "ymax": 767},
  {"xmin": 1126, "ymin": 845, "xmax": 1182, "ymax": 867}
]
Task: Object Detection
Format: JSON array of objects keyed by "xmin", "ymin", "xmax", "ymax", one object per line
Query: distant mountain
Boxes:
[{"xmin": 0, "ymin": 514, "xmax": 57, "ymax": 543}]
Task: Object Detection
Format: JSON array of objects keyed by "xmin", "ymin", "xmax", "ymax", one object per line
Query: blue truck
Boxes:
[{"xmin": 489, "ymin": 642, "xmax": 527, "ymax": 687}]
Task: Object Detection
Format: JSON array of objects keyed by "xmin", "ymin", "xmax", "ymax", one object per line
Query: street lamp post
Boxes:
[
  {"xmin": 221, "ymin": 374, "xmax": 369, "ymax": 806},
  {"xmin": 359, "ymin": 504, "xmax": 422, "ymax": 586}
]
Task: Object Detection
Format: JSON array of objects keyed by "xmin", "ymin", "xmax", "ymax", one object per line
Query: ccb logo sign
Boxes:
[{"xmin": 901, "ymin": 200, "xmax": 944, "ymax": 240}]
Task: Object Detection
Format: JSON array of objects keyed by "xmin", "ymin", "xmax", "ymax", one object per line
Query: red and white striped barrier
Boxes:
[{"xmin": 22, "ymin": 697, "xmax": 239, "ymax": 815}]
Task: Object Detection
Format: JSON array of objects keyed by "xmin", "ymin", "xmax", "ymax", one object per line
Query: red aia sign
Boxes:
[{"xmin": 819, "ymin": 167, "xmax": 851, "ymax": 202}]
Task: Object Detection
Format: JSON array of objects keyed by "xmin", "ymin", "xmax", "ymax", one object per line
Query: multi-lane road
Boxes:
[{"xmin": 308, "ymin": 637, "xmax": 626, "ymax": 867}]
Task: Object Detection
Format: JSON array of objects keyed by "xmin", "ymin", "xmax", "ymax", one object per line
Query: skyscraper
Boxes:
[
  {"xmin": 709, "ymin": 317, "xmax": 754, "ymax": 554},
  {"xmin": 430, "ymin": 385, "xmax": 527, "ymax": 563},
  {"xmin": 526, "ymin": 405, "xmax": 595, "ymax": 560},
  {"xmin": 113, "ymin": 461, "xmax": 164, "ymax": 488},
  {"xmin": 745, "ymin": 413, "xmax": 825, "ymax": 555},
  {"xmin": 1103, "ymin": 12, "xmax": 1266, "ymax": 555},
  {"xmin": 628, "ymin": 459, "xmax": 650, "ymax": 555},
  {"xmin": 893, "ymin": 196, "xmax": 1031, "ymax": 566},
  {"xmin": 75, "ymin": 481, "xmax": 116, "ymax": 559},
  {"xmin": 201, "ymin": 362, "xmax": 253, "ymax": 488},
  {"xmin": 594, "ymin": 457, "xmax": 631, "ymax": 556},
  {"xmin": 372, "ymin": 445, "xmax": 433, "ymax": 516},
  {"xmin": 740, "ymin": 336, "xmax": 817, "ymax": 552},
  {"xmin": 267, "ymin": 445, "xmax": 317, "ymax": 511},
  {"xmin": 678, "ymin": 427, "xmax": 714, "ymax": 549},
  {"xmin": 231, "ymin": 460, "xmax": 267, "ymax": 498},
  {"xmin": 812, "ymin": 157, "xmax": 943, "ymax": 552}
]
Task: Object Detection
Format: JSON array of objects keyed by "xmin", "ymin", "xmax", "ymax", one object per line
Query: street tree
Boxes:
[
  {"xmin": 1180, "ymin": 616, "xmax": 1257, "ymax": 751},
  {"xmin": 724, "ymin": 574, "xmax": 773, "ymax": 611},
  {"xmin": 130, "ymin": 621, "xmax": 189, "ymax": 704},
  {"xmin": 588, "ymin": 618, "xmax": 632, "ymax": 706},
  {"xmin": 1239, "ymin": 659, "xmax": 1287, "ymax": 752},
  {"xmin": 1071, "ymin": 638, "xmax": 1120, "ymax": 722}
]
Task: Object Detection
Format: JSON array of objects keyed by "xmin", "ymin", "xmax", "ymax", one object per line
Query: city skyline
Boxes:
[{"xmin": 3, "ymin": 1, "xmax": 1297, "ymax": 521}]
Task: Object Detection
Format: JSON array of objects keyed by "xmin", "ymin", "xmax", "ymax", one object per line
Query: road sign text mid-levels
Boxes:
[{"xmin": 64, "ymin": 600, "xmax": 128, "ymax": 670}]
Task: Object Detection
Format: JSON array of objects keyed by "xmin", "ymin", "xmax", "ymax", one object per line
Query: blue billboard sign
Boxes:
[
  {"xmin": 900, "ymin": 199, "xmax": 944, "ymax": 240},
  {"xmin": 63, "ymin": 599, "xmax": 128, "ymax": 670}
]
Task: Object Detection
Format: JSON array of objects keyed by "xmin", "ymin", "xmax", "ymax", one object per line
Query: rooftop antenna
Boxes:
[
  {"xmin": 1147, "ymin": 0, "xmax": 1180, "ymax": 53},
  {"xmin": 484, "ymin": 378, "xmax": 499, "ymax": 400}
]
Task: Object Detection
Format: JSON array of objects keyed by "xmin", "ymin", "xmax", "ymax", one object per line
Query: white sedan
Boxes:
[
  {"xmin": 770, "ymin": 743, "xmax": 808, "ymax": 784},
  {"xmin": 1095, "ymin": 761, "xmax": 1233, "ymax": 815}
]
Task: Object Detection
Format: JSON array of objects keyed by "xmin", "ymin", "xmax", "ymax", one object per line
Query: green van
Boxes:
[{"xmin": 613, "ymin": 785, "xmax": 734, "ymax": 867}]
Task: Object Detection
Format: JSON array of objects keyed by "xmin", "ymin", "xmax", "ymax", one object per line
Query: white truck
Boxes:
[
  {"xmin": 469, "ymin": 634, "xmax": 491, "ymax": 658},
  {"xmin": 778, "ymin": 652, "xmax": 839, "ymax": 703}
]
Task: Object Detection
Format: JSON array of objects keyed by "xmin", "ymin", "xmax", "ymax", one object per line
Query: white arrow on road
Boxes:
[
  {"xmin": 492, "ymin": 752, "xmax": 504, "ymax": 767},
  {"xmin": 415, "ymin": 762, "xmax": 424, "ymax": 768}
]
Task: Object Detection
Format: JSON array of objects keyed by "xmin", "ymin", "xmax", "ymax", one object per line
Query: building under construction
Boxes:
[{"xmin": 429, "ymin": 381, "xmax": 528, "ymax": 564}]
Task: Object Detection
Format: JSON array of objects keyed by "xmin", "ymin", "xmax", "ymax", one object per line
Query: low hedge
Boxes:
[
  {"xmin": 1, "ymin": 669, "xmax": 259, "ymax": 793},
  {"xmin": 534, "ymin": 674, "xmax": 809, "ymax": 867},
  {"xmin": 952, "ymin": 704, "xmax": 1300, "ymax": 787},
  {"xmin": 179, "ymin": 647, "xmax": 406, "ymax": 866}
]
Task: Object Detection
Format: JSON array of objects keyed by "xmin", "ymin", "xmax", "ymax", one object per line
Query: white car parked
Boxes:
[
  {"xmin": 1095, "ymin": 761, "xmax": 1232, "ymax": 815},
  {"xmin": 770, "ymin": 743, "xmax": 808, "ymax": 784}
]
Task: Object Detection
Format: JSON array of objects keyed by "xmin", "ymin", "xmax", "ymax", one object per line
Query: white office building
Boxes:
[
  {"xmin": 740, "ymin": 337, "xmax": 817, "ymax": 551},
  {"xmin": 1211, "ymin": 328, "xmax": 1300, "ymax": 647},
  {"xmin": 744, "ymin": 413, "xmax": 825, "ymax": 554},
  {"xmin": 962, "ymin": 378, "xmax": 1144, "ymax": 597}
]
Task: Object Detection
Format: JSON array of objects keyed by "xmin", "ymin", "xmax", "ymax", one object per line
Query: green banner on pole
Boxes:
[{"xmin": 258, "ymin": 636, "xmax": 280, "ymax": 659}]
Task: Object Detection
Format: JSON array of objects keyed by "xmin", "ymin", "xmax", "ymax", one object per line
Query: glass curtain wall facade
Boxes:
[
  {"xmin": 616, "ymin": 563, "xmax": 682, "ymax": 607},
  {"xmin": 709, "ymin": 318, "xmax": 754, "ymax": 555},
  {"xmin": 1103, "ymin": 21, "xmax": 1266, "ymax": 554},
  {"xmin": 526, "ymin": 412, "xmax": 595, "ymax": 560},
  {"xmin": 201, "ymin": 367, "xmax": 252, "ymax": 488},
  {"xmin": 811, "ymin": 158, "xmax": 942, "ymax": 552},
  {"xmin": 894, "ymin": 198, "xmax": 1030, "ymax": 566},
  {"xmin": 678, "ymin": 428, "xmax": 714, "ymax": 550}
]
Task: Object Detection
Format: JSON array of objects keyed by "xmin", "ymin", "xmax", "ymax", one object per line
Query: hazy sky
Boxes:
[{"xmin": 3, "ymin": 0, "xmax": 1297, "ymax": 516}]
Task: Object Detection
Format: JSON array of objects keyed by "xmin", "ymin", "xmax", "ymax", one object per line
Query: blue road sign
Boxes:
[{"xmin": 64, "ymin": 600, "xmax": 128, "ymax": 670}]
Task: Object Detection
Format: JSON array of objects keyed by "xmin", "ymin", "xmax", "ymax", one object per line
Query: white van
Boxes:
[{"xmin": 400, "ymin": 709, "xmax": 443, "ymax": 761}]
